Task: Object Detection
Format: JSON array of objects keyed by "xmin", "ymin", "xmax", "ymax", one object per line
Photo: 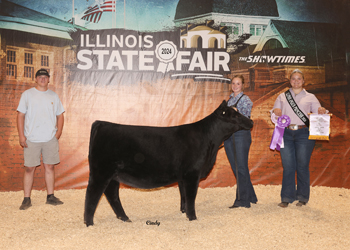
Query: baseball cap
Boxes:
[{"xmin": 35, "ymin": 69, "xmax": 50, "ymax": 77}]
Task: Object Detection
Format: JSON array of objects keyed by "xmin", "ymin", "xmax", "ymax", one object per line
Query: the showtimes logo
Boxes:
[{"xmin": 239, "ymin": 55, "xmax": 306, "ymax": 64}]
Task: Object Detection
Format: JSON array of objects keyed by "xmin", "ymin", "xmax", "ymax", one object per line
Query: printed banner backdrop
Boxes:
[{"xmin": 0, "ymin": 0, "xmax": 349, "ymax": 191}]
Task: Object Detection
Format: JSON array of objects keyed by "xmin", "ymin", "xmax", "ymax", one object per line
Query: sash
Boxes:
[{"xmin": 285, "ymin": 90, "xmax": 310, "ymax": 127}]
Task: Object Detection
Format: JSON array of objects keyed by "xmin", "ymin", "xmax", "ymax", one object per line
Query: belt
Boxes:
[{"xmin": 287, "ymin": 124, "xmax": 307, "ymax": 130}]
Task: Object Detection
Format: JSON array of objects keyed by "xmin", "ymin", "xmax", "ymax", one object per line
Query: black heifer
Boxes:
[{"xmin": 84, "ymin": 100, "xmax": 253, "ymax": 226}]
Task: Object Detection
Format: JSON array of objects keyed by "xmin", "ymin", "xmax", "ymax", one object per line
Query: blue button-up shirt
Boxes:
[{"xmin": 227, "ymin": 92, "xmax": 253, "ymax": 118}]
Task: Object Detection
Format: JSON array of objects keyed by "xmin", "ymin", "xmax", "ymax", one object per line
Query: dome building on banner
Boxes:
[
  {"xmin": 180, "ymin": 25, "xmax": 226, "ymax": 49},
  {"xmin": 174, "ymin": 0, "xmax": 279, "ymax": 46}
]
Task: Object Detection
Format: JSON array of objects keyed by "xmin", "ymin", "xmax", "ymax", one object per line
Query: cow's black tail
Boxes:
[{"xmin": 88, "ymin": 121, "xmax": 101, "ymax": 161}]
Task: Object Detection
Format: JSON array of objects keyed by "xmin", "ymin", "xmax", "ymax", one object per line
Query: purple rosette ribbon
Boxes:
[{"xmin": 270, "ymin": 114, "xmax": 291, "ymax": 151}]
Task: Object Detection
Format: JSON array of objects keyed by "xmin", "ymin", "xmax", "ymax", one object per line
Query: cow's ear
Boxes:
[{"xmin": 221, "ymin": 100, "xmax": 227, "ymax": 107}]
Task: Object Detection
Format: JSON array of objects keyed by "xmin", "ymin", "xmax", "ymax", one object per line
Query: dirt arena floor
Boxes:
[{"xmin": 1, "ymin": 185, "xmax": 349, "ymax": 250}]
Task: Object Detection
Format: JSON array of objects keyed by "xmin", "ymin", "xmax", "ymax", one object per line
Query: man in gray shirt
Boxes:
[{"xmin": 17, "ymin": 69, "xmax": 65, "ymax": 210}]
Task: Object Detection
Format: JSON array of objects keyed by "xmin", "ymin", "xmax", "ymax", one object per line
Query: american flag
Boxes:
[{"xmin": 81, "ymin": 1, "xmax": 116, "ymax": 23}]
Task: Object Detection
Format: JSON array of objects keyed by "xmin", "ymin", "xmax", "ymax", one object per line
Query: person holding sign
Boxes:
[
  {"xmin": 224, "ymin": 75, "xmax": 257, "ymax": 208},
  {"xmin": 272, "ymin": 69, "xmax": 327, "ymax": 208}
]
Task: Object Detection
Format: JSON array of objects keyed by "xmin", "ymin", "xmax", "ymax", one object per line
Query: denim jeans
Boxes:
[
  {"xmin": 280, "ymin": 127, "xmax": 315, "ymax": 203},
  {"xmin": 224, "ymin": 129, "xmax": 257, "ymax": 207}
]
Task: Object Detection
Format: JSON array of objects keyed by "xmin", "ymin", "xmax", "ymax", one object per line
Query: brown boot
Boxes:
[{"xmin": 278, "ymin": 202, "xmax": 288, "ymax": 208}]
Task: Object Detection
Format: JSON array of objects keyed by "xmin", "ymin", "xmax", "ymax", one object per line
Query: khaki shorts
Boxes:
[{"xmin": 24, "ymin": 137, "xmax": 60, "ymax": 167}]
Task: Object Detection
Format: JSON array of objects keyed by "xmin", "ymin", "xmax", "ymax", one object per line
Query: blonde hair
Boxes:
[
  {"xmin": 290, "ymin": 69, "xmax": 304, "ymax": 79},
  {"xmin": 231, "ymin": 74, "xmax": 245, "ymax": 91}
]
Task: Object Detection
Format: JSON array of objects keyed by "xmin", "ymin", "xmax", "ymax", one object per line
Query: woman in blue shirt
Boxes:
[{"xmin": 224, "ymin": 75, "xmax": 257, "ymax": 208}]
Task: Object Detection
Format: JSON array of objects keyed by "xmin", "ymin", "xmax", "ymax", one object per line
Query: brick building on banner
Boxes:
[
  {"xmin": 0, "ymin": 0, "xmax": 349, "ymax": 191},
  {"xmin": 0, "ymin": 0, "xmax": 85, "ymax": 190}
]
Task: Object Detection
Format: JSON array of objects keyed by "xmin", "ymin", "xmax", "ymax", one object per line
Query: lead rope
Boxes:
[
  {"xmin": 231, "ymin": 133, "xmax": 240, "ymax": 201},
  {"xmin": 229, "ymin": 94, "xmax": 245, "ymax": 202}
]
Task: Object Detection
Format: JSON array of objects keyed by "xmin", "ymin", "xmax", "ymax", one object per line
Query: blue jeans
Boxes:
[
  {"xmin": 224, "ymin": 130, "xmax": 257, "ymax": 207},
  {"xmin": 280, "ymin": 127, "xmax": 315, "ymax": 203}
]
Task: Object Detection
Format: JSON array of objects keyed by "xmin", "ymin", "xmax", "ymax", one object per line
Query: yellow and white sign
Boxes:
[{"xmin": 309, "ymin": 114, "xmax": 331, "ymax": 140}]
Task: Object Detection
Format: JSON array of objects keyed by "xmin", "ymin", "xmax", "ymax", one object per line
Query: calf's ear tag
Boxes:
[{"xmin": 223, "ymin": 111, "xmax": 225, "ymax": 114}]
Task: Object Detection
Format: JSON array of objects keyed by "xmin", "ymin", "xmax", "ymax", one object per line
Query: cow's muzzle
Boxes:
[{"xmin": 242, "ymin": 118, "xmax": 254, "ymax": 130}]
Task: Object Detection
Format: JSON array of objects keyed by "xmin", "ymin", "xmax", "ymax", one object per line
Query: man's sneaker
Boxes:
[
  {"xmin": 19, "ymin": 198, "xmax": 32, "ymax": 210},
  {"xmin": 46, "ymin": 195, "xmax": 64, "ymax": 206}
]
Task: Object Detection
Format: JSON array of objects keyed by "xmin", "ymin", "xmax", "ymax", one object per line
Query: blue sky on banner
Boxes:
[
  {"xmin": 8, "ymin": 0, "xmax": 346, "ymax": 31},
  {"xmin": 9, "ymin": 0, "xmax": 177, "ymax": 30}
]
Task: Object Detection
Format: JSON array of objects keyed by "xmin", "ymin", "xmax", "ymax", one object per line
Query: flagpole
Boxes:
[
  {"xmin": 124, "ymin": 0, "xmax": 126, "ymax": 29},
  {"xmin": 72, "ymin": 0, "xmax": 75, "ymax": 24},
  {"xmin": 113, "ymin": 0, "xmax": 116, "ymax": 28}
]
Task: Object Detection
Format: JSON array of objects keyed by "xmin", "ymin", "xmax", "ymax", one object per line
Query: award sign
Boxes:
[{"xmin": 309, "ymin": 114, "xmax": 331, "ymax": 140}]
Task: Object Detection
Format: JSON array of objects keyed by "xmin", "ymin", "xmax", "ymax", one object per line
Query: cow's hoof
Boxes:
[
  {"xmin": 188, "ymin": 216, "xmax": 197, "ymax": 221},
  {"xmin": 85, "ymin": 221, "xmax": 94, "ymax": 227},
  {"xmin": 181, "ymin": 209, "xmax": 186, "ymax": 213},
  {"xmin": 118, "ymin": 216, "xmax": 131, "ymax": 222}
]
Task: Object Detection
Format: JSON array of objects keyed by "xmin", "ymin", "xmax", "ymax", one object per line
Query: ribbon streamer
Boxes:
[
  {"xmin": 157, "ymin": 62, "xmax": 175, "ymax": 73},
  {"xmin": 270, "ymin": 114, "xmax": 291, "ymax": 151}
]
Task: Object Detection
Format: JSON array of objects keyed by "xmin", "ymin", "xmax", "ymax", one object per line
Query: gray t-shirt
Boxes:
[{"xmin": 17, "ymin": 87, "xmax": 65, "ymax": 142}]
